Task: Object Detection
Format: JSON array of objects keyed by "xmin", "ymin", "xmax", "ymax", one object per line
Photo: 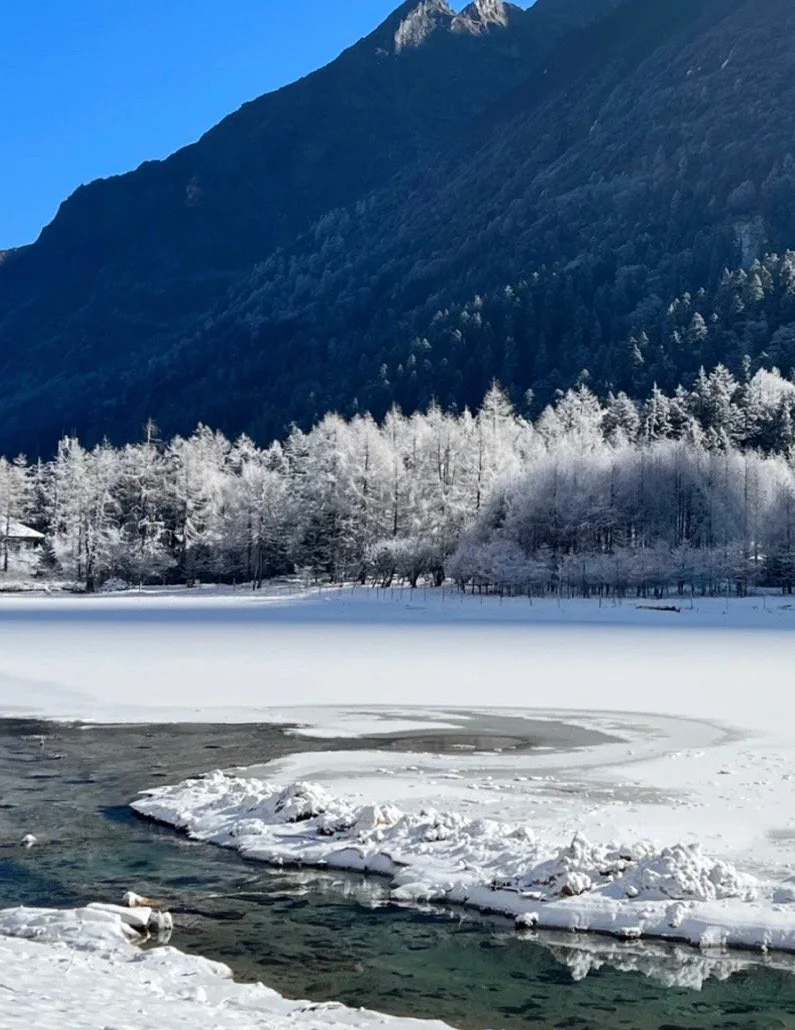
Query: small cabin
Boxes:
[{"xmin": 1, "ymin": 521, "xmax": 45, "ymax": 552}]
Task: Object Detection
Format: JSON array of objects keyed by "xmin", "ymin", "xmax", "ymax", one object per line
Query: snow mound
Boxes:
[
  {"xmin": 274, "ymin": 781, "xmax": 336, "ymax": 822},
  {"xmin": 132, "ymin": 774, "xmax": 795, "ymax": 953},
  {"xmin": 616, "ymin": 844, "xmax": 757, "ymax": 904},
  {"xmin": 506, "ymin": 836, "xmax": 757, "ymax": 904},
  {"xmin": 0, "ymin": 906, "xmax": 149, "ymax": 952}
]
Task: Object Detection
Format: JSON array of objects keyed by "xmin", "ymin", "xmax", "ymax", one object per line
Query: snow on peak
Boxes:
[
  {"xmin": 452, "ymin": 0, "xmax": 512, "ymax": 35},
  {"xmin": 394, "ymin": 0, "xmax": 455, "ymax": 53},
  {"xmin": 393, "ymin": 0, "xmax": 515, "ymax": 52}
]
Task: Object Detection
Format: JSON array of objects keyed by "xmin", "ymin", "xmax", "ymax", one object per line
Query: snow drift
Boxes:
[{"xmin": 132, "ymin": 774, "xmax": 795, "ymax": 953}]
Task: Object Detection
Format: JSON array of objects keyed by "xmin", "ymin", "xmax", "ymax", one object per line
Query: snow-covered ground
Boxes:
[
  {"xmin": 0, "ymin": 584, "xmax": 793, "ymax": 728},
  {"xmin": 132, "ymin": 763, "xmax": 795, "ymax": 953},
  {"xmin": 3, "ymin": 586, "xmax": 795, "ymax": 986},
  {"xmin": 0, "ymin": 905, "xmax": 452, "ymax": 1030}
]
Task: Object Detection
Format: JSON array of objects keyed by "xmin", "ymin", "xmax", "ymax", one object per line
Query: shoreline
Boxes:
[
  {"xmin": 0, "ymin": 905, "xmax": 453, "ymax": 1030},
  {"xmin": 135, "ymin": 799, "xmax": 795, "ymax": 960},
  {"xmin": 131, "ymin": 767, "xmax": 795, "ymax": 959}
]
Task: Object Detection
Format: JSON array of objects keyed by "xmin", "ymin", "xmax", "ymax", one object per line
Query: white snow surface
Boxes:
[
  {"xmin": 132, "ymin": 773, "xmax": 795, "ymax": 953},
  {"xmin": 0, "ymin": 905, "xmax": 452, "ymax": 1030},
  {"xmin": 0, "ymin": 586, "xmax": 794, "ymax": 732},
  {"xmin": 2, "ymin": 588, "xmax": 794, "ymax": 869}
]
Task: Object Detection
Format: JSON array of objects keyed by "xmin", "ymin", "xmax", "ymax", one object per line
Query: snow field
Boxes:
[{"xmin": 1, "ymin": 588, "xmax": 795, "ymax": 730}]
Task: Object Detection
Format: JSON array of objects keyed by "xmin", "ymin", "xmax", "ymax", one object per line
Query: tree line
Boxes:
[{"xmin": 4, "ymin": 367, "xmax": 795, "ymax": 595}]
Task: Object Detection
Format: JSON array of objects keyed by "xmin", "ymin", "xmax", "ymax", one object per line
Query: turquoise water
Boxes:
[{"xmin": 1, "ymin": 719, "xmax": 794, "ymax": 1030}]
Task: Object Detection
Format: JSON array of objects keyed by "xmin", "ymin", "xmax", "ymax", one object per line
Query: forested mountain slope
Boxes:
[{"xmin": 1, "ymin": 0, "xmax": 793, "ymax": 454}]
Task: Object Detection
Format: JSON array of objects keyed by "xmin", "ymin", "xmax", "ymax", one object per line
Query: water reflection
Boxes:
[{"xmin": 532, "ymin": 930, "xmax": 795, "ymax": 991}]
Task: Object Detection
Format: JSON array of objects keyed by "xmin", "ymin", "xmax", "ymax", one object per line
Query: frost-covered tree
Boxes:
[
  {"xmin": 166, "ymin": 426, "xmax": 230, "ymax": 581},
  {"xmin": 41, "ymin": 439, "xmax": 123, "ymax": 590},
  {"xmin": 0, "ymin": 454, "xmax": 33, "ymax": 573},
  {"xmin": 10, "ymin": 371, "xmax": 795, "ymax": 595},
  {"xmin": 224, "ymin": 439, "xmax": 292, "ymax": 586},
  {"xmin": 114, "ymin": 424, "xmax": 174, "ymax": 584}
]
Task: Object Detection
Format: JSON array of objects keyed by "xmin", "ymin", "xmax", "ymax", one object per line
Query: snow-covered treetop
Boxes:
[{"xmin": 6, "ymin": 367, "xmax": 795, "ymax": 595}]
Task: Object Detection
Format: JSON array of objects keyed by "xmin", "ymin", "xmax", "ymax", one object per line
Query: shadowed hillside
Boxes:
[{"xmin": 7, "ymin": 0, "xmax": 795, "ymax": 454}]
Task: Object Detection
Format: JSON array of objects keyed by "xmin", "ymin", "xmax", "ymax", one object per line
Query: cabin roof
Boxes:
[{"xmin": 2, "ymin": 521, "xmax": 45, "ymax": 540}]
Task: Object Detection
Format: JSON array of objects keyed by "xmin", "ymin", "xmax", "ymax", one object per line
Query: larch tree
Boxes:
[{"xmin": 0, "ymin": 455, "xmax": 33, "ymax": 573}]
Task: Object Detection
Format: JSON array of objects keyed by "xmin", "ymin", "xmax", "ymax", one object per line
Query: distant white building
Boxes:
[{"xmin": 1, "ymin": 521, "xmax": 45, "ymax": 552}]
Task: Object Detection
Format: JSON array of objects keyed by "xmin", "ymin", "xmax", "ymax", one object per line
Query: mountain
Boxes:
[{"xmin": 2, "ymin": 0, "xmax": 793, "ymax": 454}]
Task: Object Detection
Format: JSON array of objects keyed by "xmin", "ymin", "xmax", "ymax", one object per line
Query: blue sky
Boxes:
[{"xmin": 0, "ymin": 1, "xmax": 405, "ymax": 249}]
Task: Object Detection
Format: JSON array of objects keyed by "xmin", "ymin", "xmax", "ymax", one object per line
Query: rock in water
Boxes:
[{"xmin": 121, "ymin": 890, "xmax": 154, "ymax": 908}]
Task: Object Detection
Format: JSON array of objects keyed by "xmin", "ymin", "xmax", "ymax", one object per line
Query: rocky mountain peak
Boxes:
[
  {"xmin": 392, "ymin": 0, "xmax": 521, "ymax": 53},
  {"xmin": 452, "ymin": 0, "xmax": 516, "ymax": 35},
  {"xmin": 393, "ymin": 0, "xmax": 456, "ymax": 53}
]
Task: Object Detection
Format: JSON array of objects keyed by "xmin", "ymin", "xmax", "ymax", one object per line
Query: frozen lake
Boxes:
[{"xmin": 0, "ymin": 588, "xmax": 793, "ymax": 733}]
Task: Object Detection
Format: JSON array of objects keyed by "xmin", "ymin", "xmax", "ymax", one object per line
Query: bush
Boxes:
[{"xmin": 98, "ymin": 577, "xmax": 130, "ymax": 594}]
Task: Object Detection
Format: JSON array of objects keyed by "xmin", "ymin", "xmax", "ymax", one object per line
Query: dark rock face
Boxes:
[{"xmin": 4, "ymin": 0, "xmax": 782, "ymax": 455}]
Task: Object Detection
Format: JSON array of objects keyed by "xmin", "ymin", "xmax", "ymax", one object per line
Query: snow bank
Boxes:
[
  {"xmin": 0, "ymin": 903, "xmax": 173, "ymax": 950},
  {"xmin": 0, "ymin": 906, "xmax": 141, "ymax": 951},
  {"xmin": 0, "ymin": 903, "xmax": 453, "ymax": 1030},
  {"xmin": 133, "ymin": 773, "xmax": 795, "ymax": 953}
]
